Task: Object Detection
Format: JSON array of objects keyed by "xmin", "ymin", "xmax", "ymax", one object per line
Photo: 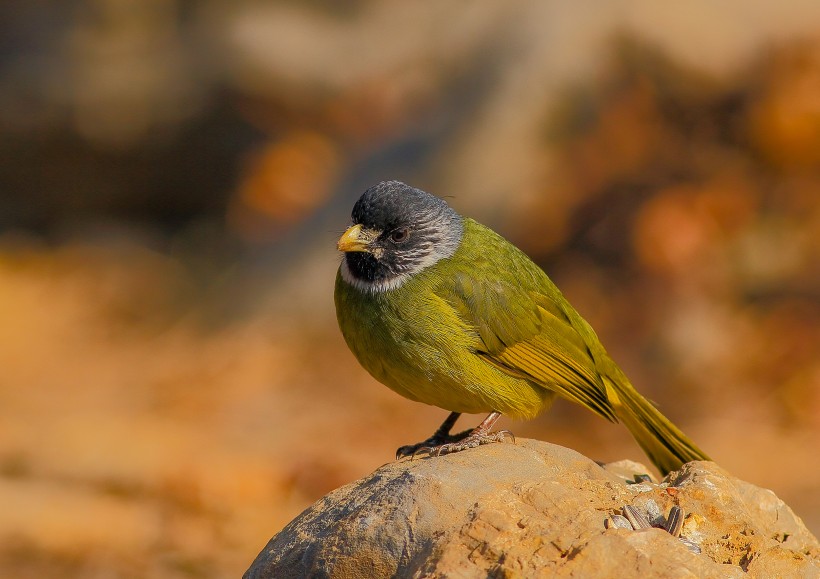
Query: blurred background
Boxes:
[{"xmin": 1, "ymin": 1, "xmax": 819, "ymax": 576}]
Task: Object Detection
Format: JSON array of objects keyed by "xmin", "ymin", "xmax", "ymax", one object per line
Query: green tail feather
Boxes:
[{"xmin": 603, "ymin": 375, "xmax": 710, "ymax": 475}]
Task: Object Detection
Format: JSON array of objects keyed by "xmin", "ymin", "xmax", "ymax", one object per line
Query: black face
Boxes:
[{"xmin": 343, "ymin": 181, "xmax": 463, "ymax": 287}]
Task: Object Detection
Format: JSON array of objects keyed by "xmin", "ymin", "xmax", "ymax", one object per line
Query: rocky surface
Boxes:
[{"xmin": 245, "ymin": 440, "xmax": 818, "ymax": 578}]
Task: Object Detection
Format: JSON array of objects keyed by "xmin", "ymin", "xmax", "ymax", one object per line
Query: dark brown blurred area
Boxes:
[{"xmin": 1, "ymin": 2, "xmax": 818, "ymax": 577}]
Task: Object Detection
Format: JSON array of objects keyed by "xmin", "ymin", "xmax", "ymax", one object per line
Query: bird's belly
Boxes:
[
  {"xmin": 377, "ymin": 346, "xmax": 552, "ymax": 419},
  {"xmin": 337, "ymin": 293, "xmax": 552, "ymax": 418},
  {"xmin": 402, "ymin": 370, "xmax": 553, "ymax": 419}
]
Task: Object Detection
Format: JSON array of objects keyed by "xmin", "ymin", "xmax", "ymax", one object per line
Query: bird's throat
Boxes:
[{"xmin": 341, "ymin": 252, "xmax": 414, "ymax": 293}]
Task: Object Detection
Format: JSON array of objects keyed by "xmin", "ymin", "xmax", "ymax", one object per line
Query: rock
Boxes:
[{"xmin": 244, "ymin": 439, "xmax": 819, "ymax": 578}]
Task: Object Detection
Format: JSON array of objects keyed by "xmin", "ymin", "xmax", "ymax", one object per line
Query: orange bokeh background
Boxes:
[{"xmin": 1, "ymin": 2, "xmax": 818, "ymax": 577}]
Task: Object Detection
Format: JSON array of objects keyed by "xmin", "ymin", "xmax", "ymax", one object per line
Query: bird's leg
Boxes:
[
  {"xmin": 396, "ymin": 412, "xmax": 468, "ymax": 459},
  {"xmin": 416, "ymin": 411, "xmax": 515, "ymax": 458}
]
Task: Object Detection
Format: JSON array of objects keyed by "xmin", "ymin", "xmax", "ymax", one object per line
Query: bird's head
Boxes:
[{"xmin": 337, "ymin": 181, "xmax": 463, "ymax": 292}]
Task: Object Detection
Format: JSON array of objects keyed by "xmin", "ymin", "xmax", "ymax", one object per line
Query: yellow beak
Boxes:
[{"xmin": 337, "ymin": 224, "xmax": 370, "ymax": 252}]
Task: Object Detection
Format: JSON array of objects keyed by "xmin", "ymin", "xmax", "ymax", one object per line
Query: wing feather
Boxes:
[{"xmin": 442, "ymin": 267, "xmax": 616, "ymax": 422}]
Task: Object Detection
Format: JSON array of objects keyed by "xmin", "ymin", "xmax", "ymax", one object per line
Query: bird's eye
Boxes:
[{"xmin": 389, "ymin": 227, "xmax": 410, "ymax": 243}]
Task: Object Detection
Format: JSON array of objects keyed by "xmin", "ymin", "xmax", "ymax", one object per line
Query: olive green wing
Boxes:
[{"xmin": 440, "ymin": 267, "xmax": 617, "ymax": 423}]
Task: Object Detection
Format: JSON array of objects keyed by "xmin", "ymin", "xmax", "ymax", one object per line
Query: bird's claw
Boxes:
[
  {"xmin": 429, "ymin": 429, "xmax": 515, "ymax": 457},
  {"xmin": 397, "ymin": 429, "xmax": 514, "ymax": 459},
  {"xmin": 396, "ymin": 444, "xmax": 432, "ymax": 460},
  {"xmin": 410, "ymin": 446, "xmax": 434, "ymax": 460},
  {"xmin": 396, "ymin": 444, "xmax": 422, "ymax": 460},
  {"xmin": 396, "ymin": 429, "xmax": 471, "ymax": 460},
  {"xmin": 396, "ymin": 413, "xmax": 513, "ymax": 460}
]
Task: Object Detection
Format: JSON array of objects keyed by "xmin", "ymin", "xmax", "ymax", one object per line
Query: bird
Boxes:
[{"xmin": 334, "ymin": 180, "xmax": 710, "ymax": 474}]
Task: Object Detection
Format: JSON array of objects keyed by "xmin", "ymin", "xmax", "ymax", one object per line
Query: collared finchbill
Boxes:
[{"xmin": 334, "ymin": 180, "xmax": 711, "ymax": 473}]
